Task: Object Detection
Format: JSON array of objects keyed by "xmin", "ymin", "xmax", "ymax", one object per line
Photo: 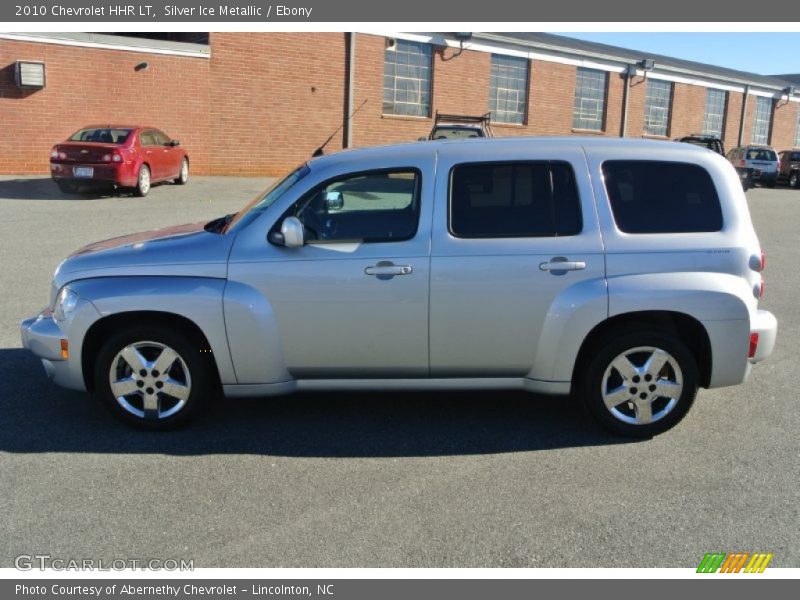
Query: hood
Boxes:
[{"xmin": 54, "ymin": 220, "xmax": 234, "ymax": 289}]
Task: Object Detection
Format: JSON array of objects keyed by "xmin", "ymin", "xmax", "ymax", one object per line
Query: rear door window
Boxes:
[
  {"xmin": 449, "ymin": 161, "xmax": 582, "ymax": 238},
  {"xmin": 602, "ymin": 161, "xmax": 723, "ymax": 234},
  {"xmin": 139, "ymin": 131, "xmax": 157, "ymax": 146}
]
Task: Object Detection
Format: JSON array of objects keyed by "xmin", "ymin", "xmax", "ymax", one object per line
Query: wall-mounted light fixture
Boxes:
[
  {"xmin": 134, "ymin": 61, "xmax": 150, "ymax": 72},
  {"xmin": 15, "ymin": 61, "xmax": 45, "ymax": 89}
]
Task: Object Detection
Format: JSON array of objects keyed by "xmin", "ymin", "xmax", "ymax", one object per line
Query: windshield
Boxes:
[
  {"xmin": 69, "ymin": 128, "xmax": 132, "ymax": 144},
  {"xmin": 224, "ymin": 164, "xmax": 310, "ymax": 233}
]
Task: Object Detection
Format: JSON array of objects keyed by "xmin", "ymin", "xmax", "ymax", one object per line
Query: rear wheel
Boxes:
[
  {"xmin": 175, "ymin": 158, "xmax": 189, "ymax": 185},
  {"xmin": 580, "ymin": 330, "xmax": 698, "ymax": 438},
  {"xmin": 94, "ymin": 325, "xmax": 213, "ymax": 429},
  {"xmin": 135, "ymin": 164, "xmax": 151, "ymax": 197},
  {"xmin": 790, "ymin": 171, "xmax": 799, "ymax": 188}
]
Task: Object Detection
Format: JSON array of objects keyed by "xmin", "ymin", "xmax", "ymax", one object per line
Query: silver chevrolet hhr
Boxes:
[{"xmin": 21, "ymin": 138, "xmax": 777, "ymax": 437}]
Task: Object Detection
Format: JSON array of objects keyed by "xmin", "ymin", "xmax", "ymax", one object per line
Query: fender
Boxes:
[
  {"xmin": 528, "ymin": 276, "xmax": 608, "ymax": 383},
  {"xmin": 69, "ymin": 276, "xmax": 237, "ymax": 385},
  {"xmin": 608, "ymin": 272, "xmax": 753, "ymax": 321}
]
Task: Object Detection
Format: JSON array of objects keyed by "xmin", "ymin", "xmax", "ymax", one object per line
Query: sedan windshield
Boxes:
[
  {"xmin": 69, "ymin": 128, "xmax": 133, "ymax": 144},
  {"xmin": 224, "ymin": 164, "xmax": 310, "ymax": 233}
]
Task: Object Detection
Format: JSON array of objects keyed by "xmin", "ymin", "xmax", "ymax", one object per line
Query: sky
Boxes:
[{"xmin": 560, "ymin": 33, "xmax": 799, "ymax": 76}]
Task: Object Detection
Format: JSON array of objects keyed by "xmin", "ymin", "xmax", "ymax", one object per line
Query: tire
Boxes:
[
  {"xmin": 134, "ymin": 164, "xmax": 151, "ymax": 197},
  {"xmin": 790, "ymin": 171, "xmax": 799, "ymax": 188},
  {"xmin": 57, "ymin": 181, "xmax": 78, "ymax": 194},
  {"xmin": 579, "ymin": 329, "xmax": 699, "ymax": 438},
  {"xmin": 175, "ymin": 158, "xmax": 189, "ymax": 185},
  {"xmin": 93, "ymin": 325, "xmax": 213, "ymax": 429}
]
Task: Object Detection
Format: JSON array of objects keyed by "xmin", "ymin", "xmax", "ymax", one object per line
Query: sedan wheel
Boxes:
[
  {"xmin": 175, "ymin": 158, "xmax": 189, "ymax": 185},
  {"xmin": 790, "ymin": 171, "xmax": 799, "ymax": 188},
  {"xmin": 581, "ymin": 330, "xmax": 698, "ymax": 437},
  {"xmin": 95, "ymin": 326, "xmax": 213, "ymax": 429},
  {"xmin": 135, "ymin": 164, "xmax": 151, "ymax": 197}
]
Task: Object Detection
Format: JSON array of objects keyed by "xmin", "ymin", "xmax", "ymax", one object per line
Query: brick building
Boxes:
[{"xmin": 2, "ymin": 31, "xmax": 799, "ymax": 176}]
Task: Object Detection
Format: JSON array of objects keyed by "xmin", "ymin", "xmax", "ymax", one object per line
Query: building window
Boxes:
[
  {"xmin": 573, "ymin": 67, "xmax": 607, "ymax": 131},
  {"xmin": 488, "ymin": 54, "xmax": 528, "ymax": 124},
  {"xmin": 383, "ymin": 39, "xmax": 432, "ymax": 117},
  {"xmin": 751, "ymin": 96, "xmax": 773, "ymax": 145},
  {"xmin": 702, "ymin": 88, "xmax": 727, "ymax": 138},
  {"xmin": 644, "ymin": 79, "xmax": 673, "ymax": 137}
]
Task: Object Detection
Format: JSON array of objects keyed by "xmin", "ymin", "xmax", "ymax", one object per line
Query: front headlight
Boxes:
[{"xmin": 53, "ymin": 286, "xmax": 79, "ymax": 321}]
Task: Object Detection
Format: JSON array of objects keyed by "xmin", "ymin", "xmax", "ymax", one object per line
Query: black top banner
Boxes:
[{"xmin": 3, "ymin": 0, "xmax": 800, "ymax": 22}]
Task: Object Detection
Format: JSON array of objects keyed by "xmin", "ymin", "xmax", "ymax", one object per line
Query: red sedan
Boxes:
[{"xmin": 50, "ymin": 125, "xmax": 189, "ymax": 197}]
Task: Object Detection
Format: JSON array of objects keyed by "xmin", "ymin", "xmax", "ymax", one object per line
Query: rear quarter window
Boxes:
[{"xmin": 602, "ymin": 160, "xmax": 723, "ymax": 234}]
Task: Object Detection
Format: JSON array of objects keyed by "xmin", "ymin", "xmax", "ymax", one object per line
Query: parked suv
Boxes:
[
  {"xmin": 21, "ymin": 138, "xmax": 777, "ymax": 437},
  {"xmin": 726, "ymin": 145, "xmax": 779, "ymax": 188},
  {"xmin": 420, "ymin": 112, "xmax": 494, "ymax": 141},
  {"xmin": 676, "ymin": 134, "xmax": 751, "ymax": 190},
  {"xmin": 777, "ymin": 149, "xmax": 800, "ymax": 188}
]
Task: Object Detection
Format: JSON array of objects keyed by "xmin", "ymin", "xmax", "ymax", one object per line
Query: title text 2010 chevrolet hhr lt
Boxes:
[{"xmin": 21, "ymin": 138, "xmax": 777, "ymax": 437}]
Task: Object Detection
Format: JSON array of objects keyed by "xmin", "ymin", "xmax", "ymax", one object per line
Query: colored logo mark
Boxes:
[{"xmin": 697, "ymin": 552, "xmax": 773, "ymax": 573}]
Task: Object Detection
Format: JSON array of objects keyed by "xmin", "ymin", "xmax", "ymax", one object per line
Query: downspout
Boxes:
[
  {"xmin": 344, "ymin": 32, "xmax": 356, "ymax": 149},
  {"xmin": 621, "ymin": 68, "xmax": 632, "ymax": 137},
  {"xmin": 738, "ymin": 85, "xmax": 749, "ymax": 147}
]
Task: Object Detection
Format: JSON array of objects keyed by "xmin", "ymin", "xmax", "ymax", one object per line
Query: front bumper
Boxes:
[
  {"xmin": 750, "ymin": 309, "xmax": 777, "ymax": 363},
  {"xmin": 20, "ymin": 309, "xmax": 88, "ymax": 391}
]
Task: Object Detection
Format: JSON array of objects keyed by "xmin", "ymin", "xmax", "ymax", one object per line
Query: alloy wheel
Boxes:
[
  {"xmin": 600, "ymin": 346, "xmax": 683, "ymax": 426},
  {"xmin": 108, "ymin": 340, "xmax": 191, "ymax": 420}
]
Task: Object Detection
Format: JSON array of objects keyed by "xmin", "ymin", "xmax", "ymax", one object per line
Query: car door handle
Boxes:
[
  {"xmin": 365, "ymin": 262, "xmax": 413, "ymax": 277},
  {"xmin": 539, "ymin": 258, "xmax": 586, "ymax": 272}
]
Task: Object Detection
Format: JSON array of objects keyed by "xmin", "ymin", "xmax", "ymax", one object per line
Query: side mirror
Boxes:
[
  {"xmin": 169, "ymin": 139, "xmax": 180, "ymax": 147},
  {"xmin": 324, "ymin": 191, "xmax": 344, "ymax": 210},
  {"xmin": 268, "ymin": 216, "xmax": 304, "ymax": 248}
]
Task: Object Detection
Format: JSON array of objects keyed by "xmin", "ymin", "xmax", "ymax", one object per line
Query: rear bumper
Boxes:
[
  {"xmin": 750, "ymin": 309, "xmax": 777, "ymax": 364},
  {"xmin": 50, "ymin": 162, "xmax": 137, "ymax": 187}
]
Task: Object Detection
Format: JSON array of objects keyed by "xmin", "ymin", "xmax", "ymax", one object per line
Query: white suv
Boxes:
[{"xmin": 21, "ymin": 137, "xmax": 777, "ymax": 437}]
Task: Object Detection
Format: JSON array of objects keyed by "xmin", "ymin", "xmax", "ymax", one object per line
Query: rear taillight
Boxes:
[
  {"xmin": 51, "ymin": 147, "xmax": 66, "ymax": 160},
  {"xmin": 739, "ymin": 159, "xmax": 746, "ymax": 167},
  {"xmin": 102, "ymin": 151, "xmax": 123, "ymax": 163},
  {"xmin": 50, "ymin": 147, "xmax": 58, "ymax": 159},
  {"xmin": 749, "ymin": 333, "xmax": 759, "ymax": 358},
  {"xmin": 58, "ymin": 151, "xmax": 66, "ymax": 160},
  {"xmin": 760, "ymin": 249, "xmax": 766, "ymax": 272}
]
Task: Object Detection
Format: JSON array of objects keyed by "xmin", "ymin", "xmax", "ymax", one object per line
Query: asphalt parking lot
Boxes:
[{"xmin": 0, "ymin": 175, "xmax": 797, "ymax": 568}]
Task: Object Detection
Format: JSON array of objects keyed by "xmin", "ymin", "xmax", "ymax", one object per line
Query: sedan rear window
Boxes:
[
  {"xmin": 69, "ymin": 128, "xmax": 132, "ymax": 144},
  {"xmin": 602, "ymin": 161, "xmax": 723, "ymax": 234}
]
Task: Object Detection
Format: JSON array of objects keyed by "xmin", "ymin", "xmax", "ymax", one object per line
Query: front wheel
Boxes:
[
  {"xmin": 175, "ymin": 158, "xmax": 189, "ymax": 185},
  {"xmin": 94, "ymin": 326, "xmax": 213, "ymax": 429},
  {"xmin": 790, "ymin": 171, "xmax": 799, "ymax": 188},
  {"xmin": 134, "ymin": 164, "xmax": 151, "ymax": 197},
  {"xmin": 580, "ymin": 330, "xmax": 698, "ymax": 438}
]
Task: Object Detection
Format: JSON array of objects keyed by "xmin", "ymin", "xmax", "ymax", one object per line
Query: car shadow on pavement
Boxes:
[
  {"xmin": 0, "ymin": 177, "xmax": 130, "ymax": 201},
  {"xmin": 0, "ymin": 348, "xmax": 637, "ymax": 457}
]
